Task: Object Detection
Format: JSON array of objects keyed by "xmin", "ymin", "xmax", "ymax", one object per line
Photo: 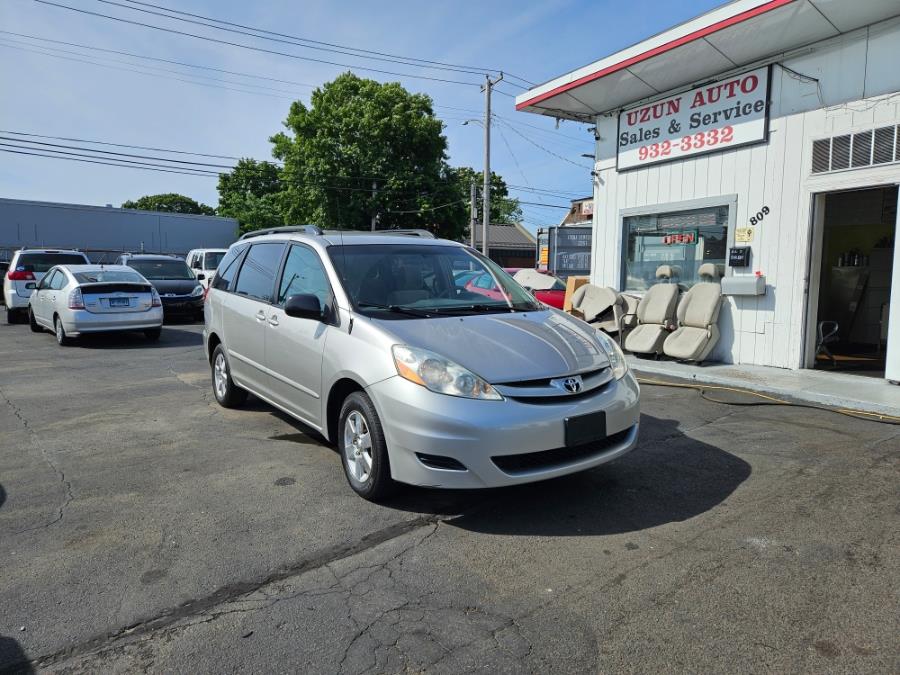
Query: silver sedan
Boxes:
[{"xmin": 27, "ymin": 264, "xmax": 164, "ymax": 345}]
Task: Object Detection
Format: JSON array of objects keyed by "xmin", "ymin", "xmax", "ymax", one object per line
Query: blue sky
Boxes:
[{"xmin": 0, "ymin": 0, "xmax": 723, "ymax": 232}]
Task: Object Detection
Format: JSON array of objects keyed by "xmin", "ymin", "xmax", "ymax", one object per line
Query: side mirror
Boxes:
[
  {"xmin": 284, "ymin": 293, "xmax": 324, "ymax": 321},
  {"xmin": 197, "ymin": 273, "xmax": 206, "ymax": 281},
  {"xmin": 25, "ymin": 282, "xmax": 36, "ymax": 290}
]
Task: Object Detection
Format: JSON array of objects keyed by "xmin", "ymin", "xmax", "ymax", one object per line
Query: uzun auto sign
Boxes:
[{"xmin": 617, "ymin": 66, "xmax": 770, "ymax": 170}]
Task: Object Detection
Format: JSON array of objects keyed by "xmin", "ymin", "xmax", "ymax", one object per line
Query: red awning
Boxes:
[{"xmin": 516, "ymin": 0, "xmax": 900, "ymax": 120}]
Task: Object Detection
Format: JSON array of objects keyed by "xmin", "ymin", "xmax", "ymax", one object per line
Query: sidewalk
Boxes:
[{"xmin": 627, "ymin": 356, "xmax": 900, "ymax": 418}]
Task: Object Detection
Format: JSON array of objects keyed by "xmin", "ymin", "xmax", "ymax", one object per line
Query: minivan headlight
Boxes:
[
  {"xmin": 594, "ymin": 330, "xmax": 628, "ymax": 380},
  {"xmin": 391, "ymin": 345, "xmax": 502, "ymax": 400},
  {"xmin": 190, "ymin": 284, "xmax": 203, "ymax": 297}
]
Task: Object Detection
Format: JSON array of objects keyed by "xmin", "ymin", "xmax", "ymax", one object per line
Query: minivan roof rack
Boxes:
[
  {"xmin": 322, "ymin": 228, "xmax": 436, "ymax": 239},
  {"xmin": 239, "ymin": 224, "xmax": 323, "ymax": 240}
]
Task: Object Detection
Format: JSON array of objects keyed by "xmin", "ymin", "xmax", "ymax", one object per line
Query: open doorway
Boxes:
[{"xmin": 813, "ymin": 186, "xmax": 896, "ymax": 376}]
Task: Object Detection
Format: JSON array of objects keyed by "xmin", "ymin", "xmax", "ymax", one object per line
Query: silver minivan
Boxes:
[{"xmin": 204, "ymin": 226, "xmax": 640, "ymax": 500}]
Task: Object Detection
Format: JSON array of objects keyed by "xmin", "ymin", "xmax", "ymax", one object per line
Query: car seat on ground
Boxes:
[
  {"xmin": 662, "ymin": 263, "xmax": 724, "ymax": 362},
  {"xmin": 569, "ymin": 284, "xmax": 623, "ymax": 335},
  {"xmin": 623, "ymin": 266, "xmax": 680, "ymax": 355}
]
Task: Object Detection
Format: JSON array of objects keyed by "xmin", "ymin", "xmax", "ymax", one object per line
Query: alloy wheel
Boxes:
[
  {"xmin": 343, "ymin": 410, "xmax": 373, "ymax": 484},
  {"xmin": 214, "ymin": 352, "xmax": 228, "ymax": 400}
]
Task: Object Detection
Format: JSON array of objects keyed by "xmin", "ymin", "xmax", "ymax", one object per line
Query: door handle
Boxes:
[
  {"xmin": 255, "ymin": 310, "xmax": 266, "ymax": 322},
  {"xmin": 268, "ymin": 315, "xmax": 279, "ymax": 327}
]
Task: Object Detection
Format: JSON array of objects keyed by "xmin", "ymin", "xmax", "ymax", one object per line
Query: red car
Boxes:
[{"xmin": 465, "ymin": 268, "xmax": 566, "ymax": 309}]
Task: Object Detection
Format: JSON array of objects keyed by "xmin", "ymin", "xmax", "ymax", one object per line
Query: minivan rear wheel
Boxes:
[
  {"xmin": 338, "ymin": 392, "xmax": 396, "ymax": 501},
  {"xmin": 211, "ymin": 344, "xmax": 247, "ymax": 408}
]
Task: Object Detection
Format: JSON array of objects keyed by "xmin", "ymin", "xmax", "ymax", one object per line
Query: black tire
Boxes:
[
  {"xmin": 54, "ymin": 315, "xmax": 71, "ymax": 346},
  {"xmin": 28, "ymin": 307, "xmax": 42, "ymax": 333},
  {"xmin": 338, "ymin": 391, "xmax": 396, "ymax": 501},
  {"xmin": 144, "ymin": 327, "xmax": 162, "ymax": 341},
  {"xmin": 211, "ymin": 344, "xmax": 247, "ymax": 408}
]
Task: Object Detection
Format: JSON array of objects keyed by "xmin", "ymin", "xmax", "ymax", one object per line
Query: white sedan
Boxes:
[{"xmin": 27, "ymin": 264, "xmax": 164, "ymax": 345}]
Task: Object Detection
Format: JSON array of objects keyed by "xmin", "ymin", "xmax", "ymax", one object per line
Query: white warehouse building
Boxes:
[{"xmin": 517, "ymin": 0, "xmax": 900, "ymax": 384}]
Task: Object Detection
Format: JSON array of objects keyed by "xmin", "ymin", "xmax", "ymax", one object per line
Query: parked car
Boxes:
[
  {"xmin": 0, "ymin": 262, "xmax": 8, "ymax": 306},
  {"xmin": 4, "ymin": 249, "xmax": 90, "ymax": 323},
  {"xmin": 204, "ymin": 226, "xmax": 640, "ymax": 501},
  {"xmin": 27, "ymin": 264, "xmax": 163, "ymax": 345},
  {"xmin": 186, "ymin": 248, "xmax": 228, "ymax": 289},
  {"xmin": 509, "ymin": 268, "xmax": 567, "ymax": 309},
  {"xmin": 465, "ymin": 269, "xmax": 566, "ymax": 310},
  {"xmin": 115, "ymin": 254, "xmax": 204, "ymax": 320}
]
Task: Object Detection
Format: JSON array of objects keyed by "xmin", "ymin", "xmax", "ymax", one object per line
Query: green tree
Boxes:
[
  {"xmin": 447, "ymin": 167, "xmax": 523, "ymax": 225},
  {"xmin": 121, "ymin": 193, "xmax": 216, "ymax": 216},
  {"xmin": 216, "ymin": 158, "xmax": 284, "ymax": 233},
  {"xmin": 271, "ymin": 72, "xmax": 466, "ymax": 239}
]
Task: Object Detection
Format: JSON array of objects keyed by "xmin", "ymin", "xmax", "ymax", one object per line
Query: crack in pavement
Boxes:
[
  {"xmin": 0, "ymin": 383, "xmax": 75, "ymax": 535},
  {"xmin": 20, "ymin": 513, "xmax": 451, "ymax": 670}
]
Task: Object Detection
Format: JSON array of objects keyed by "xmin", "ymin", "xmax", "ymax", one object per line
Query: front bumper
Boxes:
[
  {"xmin": 63, "ymin": 308, "xmax": 164, "ymax": 336},
  {"xmin": 367, "ymin": 372, "xmax": 640, "ymax": 489},
  {"xmin": 160, "ymin": 296, "xmax": 204, "ymax": 314}
]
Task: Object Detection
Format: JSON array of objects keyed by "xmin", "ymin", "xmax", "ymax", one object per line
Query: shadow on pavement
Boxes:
[
  {"xmin": 409, "ymin": 413, "xmax": 751, "ymax": 535},
  {"xmin": 0, "ymin": 483, "xmax": 5, "ymax": 510},
  {"xmin": 73, "ymin": 326, "xmax": 203, "ymax": 350},
  {"xmin": 0, "ymin": 636, "xmax": 34, "ymax": 674}
]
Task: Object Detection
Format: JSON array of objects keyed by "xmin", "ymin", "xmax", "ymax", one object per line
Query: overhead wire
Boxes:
[
  {"xmin": 32, "ymin": 0, "xmax": 486, "ymax": 87},
  {"xmin": 112, "ymin": 0, "xmax": 539, "ymax": 88},
  {"xmin": 495, "ymin": 118, "xmax": 592, "ymax": 169}
]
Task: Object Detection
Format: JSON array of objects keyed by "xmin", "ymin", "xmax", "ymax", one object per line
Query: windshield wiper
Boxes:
[
  {"xmin": 425, "ymin": 304, "xmax": 519, "ymax": 314},
  {"xmin": 356, "ymin": 302, "xmax": 432, "ymax": 317}
]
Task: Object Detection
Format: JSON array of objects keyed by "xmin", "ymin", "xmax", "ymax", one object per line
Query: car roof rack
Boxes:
[
  {"xmin": 238, "ymin": 224, "xmax": 324, "ymax": 240},
  {"xmin": 322, "ymin": 228, "xmax": 436, "ymax": 239}
]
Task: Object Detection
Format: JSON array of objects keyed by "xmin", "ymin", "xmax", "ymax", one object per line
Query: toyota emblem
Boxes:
[{"xmin": 563, "ymin": 376, "xmax": 582, "ymax": 393}]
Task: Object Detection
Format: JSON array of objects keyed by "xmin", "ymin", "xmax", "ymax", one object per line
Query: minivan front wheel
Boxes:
[
  {"xmin": 211, "ymin": 344, "xmax": 247, "ymax": 408},
  {"xmin": 339, "ymin": 392, "xmax": 395, "ymax": 501}
]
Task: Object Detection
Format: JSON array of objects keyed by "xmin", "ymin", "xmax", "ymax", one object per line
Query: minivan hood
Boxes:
[
  {"xmin": 149, "ymin": 279, "xmax": 200, "ymax": 295},
  {"xmin": 376, "ymin": 309, "xmax": 609, "ymax": 383}
]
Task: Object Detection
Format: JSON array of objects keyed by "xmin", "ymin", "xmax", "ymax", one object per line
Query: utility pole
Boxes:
[
  {"xmin": 370, "ymin": 180, "xmax": 378, "ymax": 231},
  {"xmin": 469, "ymin": 180, "xmax": 477, "ymax": 248},
  {"xmin": 482, "ymin": 72, "xmax": 503, "ymax": 256}
]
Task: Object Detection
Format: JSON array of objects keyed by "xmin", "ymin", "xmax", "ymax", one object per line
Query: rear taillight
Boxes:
[
  {"xmin": 7, "ymin": 270, "xmax": 35, "ymax": 281},
  {"xmin": 68, "ymin": 288, "xmax": 85, "ymax": 310},
  {"xmin": 151, "ymin": 288, "xmax": 162, "ymax": 307}
]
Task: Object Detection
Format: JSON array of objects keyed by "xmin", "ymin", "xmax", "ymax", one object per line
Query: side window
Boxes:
[
  {"xmin": 190, "ymin": 253, "xmax": 201, "ymax": 269},
  {"xmin": 276, "ymin": 245, "xmax": 332, "ymax": 307},
  {"xmin": 51, "ymin": 271, "xmax": 68, "ymax": 290},
  {"xmin": 212, "ymin": 245, "xmax": 248, "ymax": 292},
  {"xmin": 233, "ymin": 243, "xmax": 285, "ymax": 303},
  {"xmin": 40, "ymin": 270, "xmax": 57, "ymax": 290}
]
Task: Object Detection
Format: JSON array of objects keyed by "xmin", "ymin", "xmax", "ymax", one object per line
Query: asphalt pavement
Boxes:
[{"xmin": 0, "ymin": 316, "xmax": 897, "ymax": 673}]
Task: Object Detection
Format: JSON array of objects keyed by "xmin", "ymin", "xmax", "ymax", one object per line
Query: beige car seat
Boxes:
[
  {"xmin": 569, "ymin": 284, "xmax": 623, "ymax": 335},
  {"xmin": 663, "ymin": 263, "xmax": 723, "ymax": 362},
  {"xmin": 623, "ymin": 266, "xmax": 680, "ymax": 355}
]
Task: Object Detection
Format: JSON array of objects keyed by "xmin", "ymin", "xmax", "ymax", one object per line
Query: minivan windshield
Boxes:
[
  {"xmin": 127, "ymin": 260, "xmax": 194, "ymax": 280},
  {"xmin": 328, "ymin": 244, "xmax": 541, "ymax": 317}
]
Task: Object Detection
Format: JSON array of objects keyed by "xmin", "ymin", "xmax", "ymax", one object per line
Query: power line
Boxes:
[
  {"xmin": 1, "ymin": 30, "xmax": 318, "ymax": 91},
  {"xmin": 495, "ymin": 119, "xmax": 592, "ymax": 169},
  {"xmin": 95, "ymin": 0, "xmax": 487, "ymax": 77},
  {"xmin": 384, "ymin": 199, "xmax": 468, "ymax": 214},
  {"xmin": 33, "ymin": 0, "xmax": 486, "ymax": 87},
  {"xmin": 114, "ymin": 0, "xmax": 498, "ymax": 74},
  {"xmin": 0, "ymin": 129, "xmax": 243, "ymax": 160},
  {"xmin": 517, "ymin": 201, "xmax": 571, "ymax": 209},
  {"xmin": 0, "ymin": 146, "xmax": 221, "ymax": 177},
  {"xmin": 0, "ymin": 41, "xmax": 304, "ymax": 101},
  {"xmin": 113, "ymin": 0, "xmax": 538, "ymax": 88}
]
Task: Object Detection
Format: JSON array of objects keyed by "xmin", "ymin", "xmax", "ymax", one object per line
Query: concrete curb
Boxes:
[{"xmin": 629, "ymin": 358, "xmax": 900, "ymax": 419}]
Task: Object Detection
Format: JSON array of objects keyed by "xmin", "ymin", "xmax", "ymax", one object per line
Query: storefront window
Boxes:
[{"xmin": 623, "ymin": 205, "xmax": 728, "ymax": 291}]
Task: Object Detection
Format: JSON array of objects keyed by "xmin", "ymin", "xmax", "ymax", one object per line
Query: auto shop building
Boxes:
[{"xmin": 516, "ymin": 0, "xmax": 900, "ymax": 383}]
